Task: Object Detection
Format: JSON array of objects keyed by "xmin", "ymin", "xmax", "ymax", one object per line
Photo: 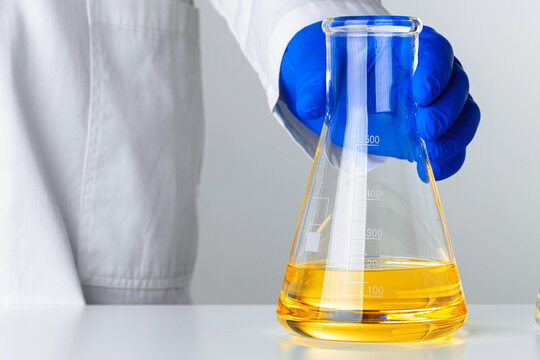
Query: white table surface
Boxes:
[{"xmin": 0, "ymin": 304, "xmax": 537, "ymax": 359}]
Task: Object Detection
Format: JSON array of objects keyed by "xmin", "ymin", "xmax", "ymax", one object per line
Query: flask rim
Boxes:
[{"xmin": 322, "ymin": 15, "xmax": 422, "ymax": 37}]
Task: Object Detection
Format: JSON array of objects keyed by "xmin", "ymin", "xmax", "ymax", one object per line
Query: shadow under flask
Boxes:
[{"xmin": 276, "ymin": 16, "xmax": 467, "ymax": 342}]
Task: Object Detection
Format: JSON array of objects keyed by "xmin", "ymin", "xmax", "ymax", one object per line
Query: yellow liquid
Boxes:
[
  {"xmin": 534, "ymin": 291, "xmax": 540, "ymax": 325},
  {"xmin": 277, "ymin": 259, "xmax": 467, "ymax": 342}
]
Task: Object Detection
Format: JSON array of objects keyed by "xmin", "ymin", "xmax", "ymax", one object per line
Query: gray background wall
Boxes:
[{"xmin": 192, "ymin": 0, "xmax": 540, "ymax": 304}]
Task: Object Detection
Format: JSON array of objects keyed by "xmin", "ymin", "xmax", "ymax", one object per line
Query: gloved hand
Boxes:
[{"xmin": 279, "ymin": 22, "xmax": 480, "ymax": 180}]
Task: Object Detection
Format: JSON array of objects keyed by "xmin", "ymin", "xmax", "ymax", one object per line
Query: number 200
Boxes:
[{"xmin": 366, "ymin": 259, "xmax": 383, "ymax": 268}]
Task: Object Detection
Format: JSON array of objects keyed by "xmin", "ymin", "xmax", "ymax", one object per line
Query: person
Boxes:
[{"xmin": 0, "ymin": 0, "xmax": 480, "ymax": 304}]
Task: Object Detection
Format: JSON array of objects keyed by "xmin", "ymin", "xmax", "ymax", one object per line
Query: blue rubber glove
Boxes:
[{"xmin": 279, "ymin": 22, "xmax": 480, "ymax": 180}]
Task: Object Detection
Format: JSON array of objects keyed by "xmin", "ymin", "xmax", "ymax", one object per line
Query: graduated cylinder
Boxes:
[{"xmin": 277, "ymin": 16, "xmax": 467, "ymax": 342}]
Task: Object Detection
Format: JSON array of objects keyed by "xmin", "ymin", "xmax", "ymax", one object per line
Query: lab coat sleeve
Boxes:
[{"xmin": 209, "ymin": 0, "xmax": 389, "ymax": 156}]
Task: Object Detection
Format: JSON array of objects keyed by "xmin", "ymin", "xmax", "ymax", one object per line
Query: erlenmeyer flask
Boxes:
[{"xmin": 277, "ymin": 16, "xmax": 467, "ymax": 342}]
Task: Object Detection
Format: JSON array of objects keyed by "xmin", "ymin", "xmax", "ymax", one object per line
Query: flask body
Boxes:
[{"xmin": 276, "ymin": 16, "xmax": 467, "ymax": 342}]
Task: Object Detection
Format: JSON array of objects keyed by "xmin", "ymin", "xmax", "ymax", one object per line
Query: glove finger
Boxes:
[
  {"xmin": 416, "ymin": 60, "xmax": 470, "ymax": 141},
  {"xmin": 279, "ymin": 22, "xmax": 326, "ymax": 123},
  {"xmin": 425, "ymin": 95, "xmax": 480, "ymax": 161},
  {"xmin": 413, "ymin": 26, "xmax": 454, "ymax": 106},
  {"xmin": 431, "ymin": 149, "xmax": 466, "ymax": 181},
  {"xmin": 295, "ymin": 65, "xmax": 326, "ymax": 120},
  {"xmin": 290, "ymin": 22, "xmax": 326, "ymax": 120}
]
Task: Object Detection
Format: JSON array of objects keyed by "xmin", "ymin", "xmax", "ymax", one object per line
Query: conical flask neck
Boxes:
[{"xmin": 324, "ymin": 24, "xmax": 422, "ymax": 164}]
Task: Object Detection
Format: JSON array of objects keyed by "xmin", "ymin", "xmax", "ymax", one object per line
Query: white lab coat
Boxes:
[{"xmin": 0, "ymin": 0, "xmax": 387, "ymax": 304}]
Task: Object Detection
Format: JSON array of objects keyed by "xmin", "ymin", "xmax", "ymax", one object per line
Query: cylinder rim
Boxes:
[{"xmin": 322, "ymin": 16, "xmax": 422, "ymax": 36}]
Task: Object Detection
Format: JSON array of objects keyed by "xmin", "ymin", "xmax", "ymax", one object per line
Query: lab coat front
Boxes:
[{"xmin": 0, "ymin": 0, "xmax": 387, "ymax": 304}]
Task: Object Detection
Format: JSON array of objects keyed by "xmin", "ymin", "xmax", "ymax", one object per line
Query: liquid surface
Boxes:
[{"xmin": 277, "ymin": 259, "xmax": 467, "ymax": 342}]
